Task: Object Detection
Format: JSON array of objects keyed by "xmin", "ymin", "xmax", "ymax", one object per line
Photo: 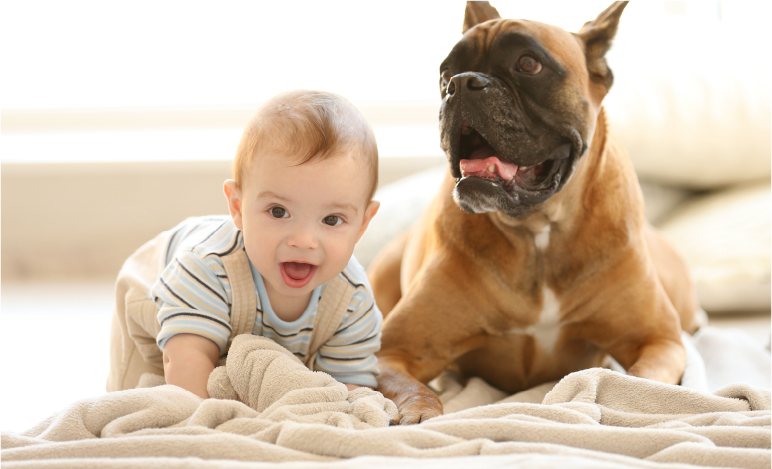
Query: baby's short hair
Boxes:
[{"xmin": 233, "ymin": 90, "xmax": 379, "ymax": 199}]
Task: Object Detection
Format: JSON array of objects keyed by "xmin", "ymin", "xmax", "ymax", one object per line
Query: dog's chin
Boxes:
[{"xmin": 453, "ymin": 177, "xmax": 532, "ymax": 217}]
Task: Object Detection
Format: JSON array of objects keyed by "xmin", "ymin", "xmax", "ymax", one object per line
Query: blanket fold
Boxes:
[
  {"xmin": 2, "ymin": 328, "xmax": 770, "ymax": 469},
  {"xmin": 207, "ymin": 335, "xmax": 398, "ymax": 428}
]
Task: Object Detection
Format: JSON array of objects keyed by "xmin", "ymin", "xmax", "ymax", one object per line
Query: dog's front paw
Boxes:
[{"xmin": 395, "ymin": 393, "xmax": 443, "ymax": 425}]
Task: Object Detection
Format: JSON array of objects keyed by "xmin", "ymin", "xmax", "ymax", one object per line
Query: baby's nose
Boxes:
[{"xmin": 288, "ymin": 227, "xmax": 319, "ymax": 250}]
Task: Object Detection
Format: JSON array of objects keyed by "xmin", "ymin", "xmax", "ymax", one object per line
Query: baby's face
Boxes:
[{"xmin": 228, "ymin": 151, "xmax": 378, "ymax": 304}]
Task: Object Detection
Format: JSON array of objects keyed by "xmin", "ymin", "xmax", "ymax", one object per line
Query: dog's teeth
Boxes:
[
  {"xmin": 488, "ymin": 164, "xmax": 495, "ymax": 173},
  {"xmin": 520, "ymin": 166, "xmax": 529, "ymax": 172}
]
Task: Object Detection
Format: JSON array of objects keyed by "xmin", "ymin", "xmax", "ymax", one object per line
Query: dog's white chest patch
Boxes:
[
  {"xmin": 534, "ymin": 225, "xmax": 550, "ymax": 250},
  {"xmin": 507, "ymin": 287, "xmax": 562, "ymax": 352}
]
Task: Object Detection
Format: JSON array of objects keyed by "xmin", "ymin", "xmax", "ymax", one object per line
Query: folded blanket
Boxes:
[
  {"xmin": 207, "ymin": 334, "xmax": 398, "ymax": 428},
  {"xmin": 2, "ymin": 329, "xmax": 769, "ymax": 469}
]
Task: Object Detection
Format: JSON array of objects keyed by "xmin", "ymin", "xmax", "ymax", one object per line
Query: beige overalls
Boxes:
[{"xmin": 107, "ymin": 226, "xmax": 355, "ymax": 392}]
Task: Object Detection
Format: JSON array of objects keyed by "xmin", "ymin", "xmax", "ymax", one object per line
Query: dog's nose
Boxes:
[{"xmin": 446, "ymin": 72, "xmax": 490, "ymax": 98}]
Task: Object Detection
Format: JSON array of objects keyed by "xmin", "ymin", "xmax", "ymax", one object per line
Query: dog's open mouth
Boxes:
[{"xmin": 458, "ymin": 123, "xmax": 570, "ymax": 195}]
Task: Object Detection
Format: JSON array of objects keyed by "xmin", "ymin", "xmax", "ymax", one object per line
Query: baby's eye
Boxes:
[
  {"xmin": 270, "ymin": 207, "xmax": 288, "ymax": 218},
  {"xmin": 323, "ymin": 215, "xmax": 342, "ymax": 226}
]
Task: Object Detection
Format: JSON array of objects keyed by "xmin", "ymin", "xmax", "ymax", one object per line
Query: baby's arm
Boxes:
[
  {"xmin": 163, "ymin": 333, "xmax": 220, "ymax": 398},
  {"xmin": 315, "ymin": 281, "xmax": 383, "ymax": 390},
  {"xmin": 153, "ymin": 250, "xmax": 234, "ymax": 398}
]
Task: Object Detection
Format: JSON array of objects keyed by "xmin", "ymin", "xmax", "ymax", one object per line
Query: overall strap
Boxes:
[
  {"xmin": 221, "ymin": 247, "xmax": 257, "ymax": 347},
  {"xmin": 304, "ymin": 275, "xmax": 356, "ymax": 370}
]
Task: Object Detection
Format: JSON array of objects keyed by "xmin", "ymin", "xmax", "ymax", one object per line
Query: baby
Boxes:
[{"xmin": 107, "ymin": 90, "xmax": 382, "ymax": 398}]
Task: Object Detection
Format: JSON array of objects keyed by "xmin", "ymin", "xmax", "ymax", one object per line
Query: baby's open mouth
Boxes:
[{"xmin": 280, "ymin": 262, "xmax": 318, "ymax": 288}]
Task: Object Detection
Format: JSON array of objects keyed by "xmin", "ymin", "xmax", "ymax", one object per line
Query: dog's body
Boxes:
[{"xmin": 369, "ymin": 2, "xmax": 699, "ymax": 425}]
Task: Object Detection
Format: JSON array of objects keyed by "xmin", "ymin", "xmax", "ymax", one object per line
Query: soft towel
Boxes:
[
  {"xmin": 2, "ymin": 328, "xmax": 769, "ymax": 469},
  {"xmin": 207, "ymin": 334, "xmax": 398, "ymax": 428}
]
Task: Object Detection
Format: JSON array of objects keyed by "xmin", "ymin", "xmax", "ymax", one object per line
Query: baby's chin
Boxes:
[{"xmin": 308, "ymin": 268, "xmax": 344, "ymax": 290}]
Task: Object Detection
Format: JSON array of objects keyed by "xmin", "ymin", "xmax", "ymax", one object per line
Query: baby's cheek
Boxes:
[
  {"xmin": 244, "ymin": 238, "xmax": 271, "ymax": 264},
  {"xmin": 328, "ymin": 244, "xmax": 354, "ymax": 272}
]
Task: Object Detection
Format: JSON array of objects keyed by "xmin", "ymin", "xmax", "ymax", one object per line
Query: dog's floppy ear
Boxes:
[
  {"xmin": 463, "ymin": 1, "xmax": 501, "ymax": 34},
  {"xmin": 576, "ymin": 1, "xmax": 627, "ymax": 89}
]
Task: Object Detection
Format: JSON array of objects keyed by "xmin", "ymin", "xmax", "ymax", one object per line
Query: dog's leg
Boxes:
[
  {"xmin": 377, "ymin": 265, "xmax": 487, "ymax": 424},
  {"xmin": 377, "ymin": 357, "xmax": 444, "ymax": 425},
  {"xmin": 367, "ymin": 230, "xmax": 410, "ymax": 317},
  {"xmin": 625, "ymin": 338, "xmax": 687, "ymax": 384},
  {"xmin": 591, "ymin": 280, "xmax": 688, "ymax": 385},
  {"xmin": 602, "ymin": 307, "xmax": 687, "ymax": 384}
]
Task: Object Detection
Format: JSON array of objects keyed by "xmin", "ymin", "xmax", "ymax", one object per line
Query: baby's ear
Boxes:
[
  {"xmin": 223, "ymin": 180, "xmax": 244, "ymax": 229},
  {"xmin": 356, "ymin": 200, "xmax": 380, "ymax": 242}
]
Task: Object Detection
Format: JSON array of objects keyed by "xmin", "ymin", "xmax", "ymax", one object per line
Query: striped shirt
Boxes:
[{"xmin": 151, "ymin": 216, "xmax": 382, "ymax": 387}]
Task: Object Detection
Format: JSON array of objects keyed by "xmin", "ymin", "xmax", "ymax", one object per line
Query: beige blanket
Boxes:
[{"xmin": 2, "ymin": 330, "xmax": 770, "ymax": 469}]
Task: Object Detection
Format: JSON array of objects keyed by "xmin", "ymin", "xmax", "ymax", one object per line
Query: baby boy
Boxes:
[{"xmin": 108, "ymin": 90, "xmax": 382, "ymax": 398}]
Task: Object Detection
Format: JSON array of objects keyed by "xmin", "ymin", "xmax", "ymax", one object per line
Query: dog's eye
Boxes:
[{"xmin": 517, "ymin": 55, "xmax": 542, "ymax": 75}]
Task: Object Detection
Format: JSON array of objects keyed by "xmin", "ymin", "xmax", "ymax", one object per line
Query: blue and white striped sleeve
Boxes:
[
  {"xmin": 314, "ymin": 283, "xmax": 383, "ymax": 387},
  {"xmin": 153, "ymin": 250, "xmax": 233, "ymax": 354}
]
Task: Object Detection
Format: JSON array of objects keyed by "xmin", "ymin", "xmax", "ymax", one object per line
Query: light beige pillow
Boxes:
[
  {"xmin": 355, "ymin": 167, "xmax": 446, "ymax": 269},
  {"xmin": 639, "ymin": 181, "xmax": 693, "ymax": 224},
  {"xmin": 657, "ymin": 183, "xmax": 771, "ymax": 312},
  {"xmin": 604, "ymin": 19, "xmax": 770, "ymax": 189}
]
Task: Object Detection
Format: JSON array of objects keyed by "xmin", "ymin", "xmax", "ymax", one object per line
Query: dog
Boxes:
[{"xmin": 368, "ymin": 1, "xmax": 700, "ymax": 425}]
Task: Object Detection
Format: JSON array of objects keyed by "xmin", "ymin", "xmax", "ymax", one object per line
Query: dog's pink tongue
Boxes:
[
  {"xmin": 284, "ymin": 262, "xmax": 313, "ymax": 280},
  {"xmin": 460, "ymin": 156, "xmax": 518, "ymax": 180}
]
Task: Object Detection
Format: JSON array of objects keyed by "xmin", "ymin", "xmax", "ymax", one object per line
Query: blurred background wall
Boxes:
[{"xmin": 2, "ymin": 1, "xmax": 770, "ymax": 307}]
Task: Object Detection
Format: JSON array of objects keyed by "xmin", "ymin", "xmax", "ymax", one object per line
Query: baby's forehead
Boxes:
[
  {"xmin": 248, "ymin": 149, "xmax": 376, "ymax": 196},
  {"xmin": 328, "ymin": 149, "xmax": 378, "ymax": 195},
  {"xmin": 289, "ymin": 147, "xmax": 375, "ymax": 185}
]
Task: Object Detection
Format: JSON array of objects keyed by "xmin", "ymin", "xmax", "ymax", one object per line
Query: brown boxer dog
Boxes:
[{"xmin": 369, "ymin": 1, "xmax": 700, "ymax": 425}]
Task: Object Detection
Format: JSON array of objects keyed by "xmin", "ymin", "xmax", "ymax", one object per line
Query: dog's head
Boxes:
[{"xmin": 440, "ymin": 2, "xmax": 627, "ymax": 217}]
